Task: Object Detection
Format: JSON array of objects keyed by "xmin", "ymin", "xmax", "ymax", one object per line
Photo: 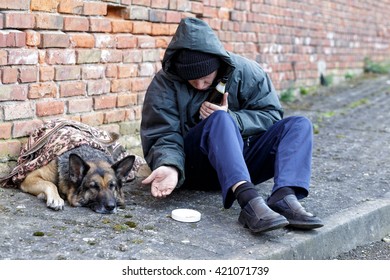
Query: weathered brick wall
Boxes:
[{"xmin": 1, "ymin": 0, "xmax": 389, "ymax": 174}]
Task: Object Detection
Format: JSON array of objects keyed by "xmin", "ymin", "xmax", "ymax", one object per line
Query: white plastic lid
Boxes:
[{"xmin": 171, "ymin": 208, "xmax": 201, "ymax": 223}]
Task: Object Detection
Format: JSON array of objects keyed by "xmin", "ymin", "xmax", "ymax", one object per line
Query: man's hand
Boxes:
[
  {"xmin": 200, "ymin": 92, "xmax": 229, "ymax": 119},
  {"xmin": 141, "ymin": 166, "xmax": 178, "ymax": 198}
]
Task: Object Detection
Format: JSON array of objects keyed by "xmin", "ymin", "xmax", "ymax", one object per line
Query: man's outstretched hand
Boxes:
[{"xmin": 141, "ymin": 166, "xmax": 178, "ymax": 198}]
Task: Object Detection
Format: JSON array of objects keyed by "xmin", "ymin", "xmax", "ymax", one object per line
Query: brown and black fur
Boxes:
[{"xmin": 20, "ymin": 145, "xmax": 135, "ymax": 214}]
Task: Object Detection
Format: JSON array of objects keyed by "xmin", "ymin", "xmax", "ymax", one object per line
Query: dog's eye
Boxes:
[
  {"xmin": 89, "ymin": 182, "xmax": 99, "ymax": 189},
  {"xmin": 108, "ymin": 181, "xmax": 117, "ymax": 189}
]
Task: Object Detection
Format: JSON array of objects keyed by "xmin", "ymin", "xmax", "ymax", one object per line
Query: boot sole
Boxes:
[
  {"xmin": 287, "ymin": 220, "xmax": 324, "ymax": 230},
  {"xmin": 238, "ymin": 213, "xmax": 289, "ymax": 233}
]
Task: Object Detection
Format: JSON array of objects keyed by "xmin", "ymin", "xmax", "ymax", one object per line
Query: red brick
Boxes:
[
  {"xmin": 19, "ymin": 67, "xmax": 38, "ymax": 83},
  {"xmin": 112, "ymin": 20, "xmax": 133, "ymax": 33},
  {"xmin": 12, "ymin": 119, "xmax": 43, "ymax": 138},
  {"xmin": 116, "ymin": 34, "xmax": 137, "ymax": 49},
  {"xmin": 134, "ymin": 105, "xmax": 142, "ymax": 120},
  {"xmin": 81, "ymin": 112, "xmax": 104, "ymax": 126},
  {"xmin": 82, "ymin": 65, "xmax": 105, "ymax": 80},
  {"xmin": 149, "ymin": 10, "xmax": 166, "ymax": 23},
  {"xmin": 139, "ymin": 63, "xmax": 155, "ymax": 76},
  {"xmin": 54, "ymin": 65, "xmax": 81, "ymax": 81},
  {"xmin": 26, "ymin": 30, "xmax": 40, "ymax": 47},
  {"xmin": 0, "ymin": 50, "xmax": 7, "ymax": 65},
  {"xmin": 58, "ymin": 0, "xmax": 84, "ymax": 14},
  {"xmin": 68, "ymin": 98, "xmax": 93, "ymax": 113},
  {"xmin": 2, "ymin": 67, "xmax": 18, "ymax": 84},
  {"xmin": 111, "ymin": 79, "xmax": 131, "ymax": 93},
  {"xmin": 156, "ymin": 36, "xmax": 170, "ymax": 48},
  {"xmin": 39, "ymin": 66, "xmax": 55, "ymax": 82},
  {"xmin": 0, "ymin": 85, "xmax": 27, "ymax": 101},
  {"xmin": 46, "ymin": 49, "xmax": 76, "ymax": 65},
  {"xmin": 36, "ymin": 101, "xmax": 65, "ymax": 117},
  {"xmin": 218, "ymin": 7, "xmax": 230, "ymax": 20},
  {"xmin": 0, "ymin": 140, "xmax": 21, "ymax": 160},
  {"xmin": 4, "ymin": 13, "xmax": 35, "ymax": 29},
  {"xmin": 83, "ymin": 1, "xmax": 107, "ymax": 16},
  {"xmin": 166, "ymin": 11, "xmax": 182, "ymax": 23},
  {"xmin": 203, "ymin": 6, "xmax": 218, "ymax": 18},
  {"xmin": 94, "ymin": 95, "xmax": 117, "ymax": 110},
  {"xmin": 70, "ymin": 33, "xmax": 95, "ymax": 48},
  {"xmin": 118, "ymin": 64, "xmax": 138, "ymax": 78},
  {"xmin": 122, "ymin": 50, "xmax": 143, "ymax": 63},
  {"xmin": 59, "ymin": 81, "xmax": 86, "ymax": 97},
  {"xmin": 35, "ymin": 14, "xmax": 63, "ymax": 29},
  {"xmin": 40, "ymin": 32, "xmax": 70, "ymax": 48},
  {"xmin": 175, "ymin": 0, "xmax": 191, "ymax": 11},
  {"xmin": 0, "ymin": 1, "xmax": 29, "ymax": 10},
  {"xmin": 104, "ymin": 110, "xmax": 126, "ymax": 124},
  {"xmin": 132, "ymin": 0, "xmax": 151, "ymax": 6},
  {"xmin": 151, "ymin": 0, "xmax": 169, "ymax": 9},
  {"xmin": 132, "ymin": 105, "xmax": 142, "ymax": 120},
  {"xmin": 87, "ymin": 80, "xmax": 110, "ymax": 95},
  {"xmin": 137, "ymin": 35, "xmax": 156, "ymax": 48},
  {"xmin": 124, "ymin": 108, "xmax": 136, "ymax": 121},
  {"xmin": 142, "ymin": 49, "xmax": 160, "ymax": 62},
  {"xmin": 28, "ymin": 82, "xmax": 57, "ymax": 99},
  {"xmin": 8, "ymin": 49, "xmax": 38, "ymax": 65},
  {"xmin": 101, "ymin": 49, "xmax": 122, "ymax": 63},
  {"xmin": 151, "ymin": 23, "xmax": 171, "ymax": 36},
  {"xmin": 76, "ymin": 49, "xmax": 101, "ymax": 64},
  {"xmin": 127, "ymin": 6, "xmax": 149, "ymax": 20},
  {"xmin": 132, "ymin": 21, "xmax": 152, "ymax": 34},
  {"xmin": 64, "ymin": 16, "xmax": 89, "ymax": 31},
  {"xmin": 131, "ymin": 77, "xmax": 152, "ymax": 92},
  {"xmin": 105, "ymin": 64, "xmax": 117, "ymax": 78},
  {"xmin": 31, "ymin": 0, "xmax": 59, "ymax": 12},
  {"xmin": 117, "ymin": 93, "xmax": 137, "ymax": 107},
  {"xmin": 89, "ymin": 18, "xmax": 112, "ymax": 32},
  {"xmin": 94, "ymin": 34, "xmax": 116, "ymax": 48},
  {"xmin": 0, "ymin": 122, "xmax": 12, "ymax": 139},
  {"xmin": 191, "ymin": 1, "xmax": 203, "ymax": 14},
  {"xmin": 0, "ymin": 31, "xmax": 26, "ymax": 47},
  {"xmin": 3, "ymin": 102, "xmax": 34, "ymax": 120}
]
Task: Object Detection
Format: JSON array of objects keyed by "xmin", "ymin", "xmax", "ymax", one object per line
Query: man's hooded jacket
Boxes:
[{"xmin": 141, "ymin": 17, "xmax": 284, "ymax": 187}]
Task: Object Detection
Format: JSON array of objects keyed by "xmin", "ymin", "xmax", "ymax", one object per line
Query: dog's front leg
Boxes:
[{"xmin": 20, "ymin": 163, "xmax": 65, "ymax": 211}]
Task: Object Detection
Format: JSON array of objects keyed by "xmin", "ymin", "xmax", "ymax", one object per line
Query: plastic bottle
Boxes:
[{"xmin": 207, "ymin": 77, "xmax": 227, "ymax": 105}]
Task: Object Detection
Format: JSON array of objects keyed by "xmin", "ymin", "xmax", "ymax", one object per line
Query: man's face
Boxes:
[{"xmin": 187, "ymin": 70, "xmax": 218, "ymax": 91}]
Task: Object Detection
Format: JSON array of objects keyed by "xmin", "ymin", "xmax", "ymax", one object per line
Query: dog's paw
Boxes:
[{"xmin": 46, "ymin": 196, "xmax": 65, "ymax": 211}]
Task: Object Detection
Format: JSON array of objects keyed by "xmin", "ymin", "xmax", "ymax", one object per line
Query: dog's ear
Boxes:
[
  {"xmin": 68, "ymin": 153, "xmax": 90, "ymax": 185},
  {"xmin": 111, "ymin": 155, "xmax": 135, "ymax": 182}
]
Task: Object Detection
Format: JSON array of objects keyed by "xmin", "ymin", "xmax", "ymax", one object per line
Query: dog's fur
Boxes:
[{"xmin": 20, "ymin": 145, "xmax": 135, "ymax": 214}]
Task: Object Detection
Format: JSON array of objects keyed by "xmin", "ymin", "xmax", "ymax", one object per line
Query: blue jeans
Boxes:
[{"xmin": 183, "ymin": 111, "xmax": 312, "ymax": 208}]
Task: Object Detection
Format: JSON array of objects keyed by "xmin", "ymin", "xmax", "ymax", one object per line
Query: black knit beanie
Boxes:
[{"xmin": 174, "ymin": 49, "xmax": 220, "ymax": 80}]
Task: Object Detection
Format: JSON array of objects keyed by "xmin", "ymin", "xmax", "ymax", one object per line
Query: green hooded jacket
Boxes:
[{"xmin": 141, "ymin": 17, "xmax": 284, "ymax": 187}]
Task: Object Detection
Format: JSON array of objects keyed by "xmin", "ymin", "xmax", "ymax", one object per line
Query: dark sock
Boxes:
[
  {"xmin": 267, "ymin": 187, "xmax": 295, "ymax": 204},
  {"xmin": 234, "ymin": 182, "xmax": 259, "ymax": 208}
]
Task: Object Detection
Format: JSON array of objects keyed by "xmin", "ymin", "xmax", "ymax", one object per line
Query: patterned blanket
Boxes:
[{"xmin": 0, "ymin": 119, "xmax": 145, "ymax": 187}]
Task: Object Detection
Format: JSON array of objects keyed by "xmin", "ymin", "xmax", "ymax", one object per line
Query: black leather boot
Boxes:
[
  {"xmin": 268, "ymin": 194, "xmax": 324, "ymax": 229},
  {"xmin": 238, "ymin": 197, "xmax": 289, "ymax": 233}
]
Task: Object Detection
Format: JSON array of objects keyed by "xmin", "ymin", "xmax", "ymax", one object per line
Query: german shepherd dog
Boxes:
[{"xmin": 20, "ymin": 145, "xmax": 135, "ymax": 214}]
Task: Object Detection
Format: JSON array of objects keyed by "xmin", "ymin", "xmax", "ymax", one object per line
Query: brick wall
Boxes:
[{"xmin": 1, "ymin": 0, "xmax": 389, "ymax": 174}]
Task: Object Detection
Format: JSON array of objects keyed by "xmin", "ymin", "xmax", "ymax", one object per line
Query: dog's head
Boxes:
[{"xmin": 67, "ymin": 154, "xmax": 135, "ymax": 214}]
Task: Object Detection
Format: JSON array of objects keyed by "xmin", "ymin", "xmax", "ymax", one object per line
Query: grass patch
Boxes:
[
  {"xmin": 348, "ymin": 98, "xmax": 369, "ymax": 109},
  {"xmin": 364, "ymin": 57, "xmax": 390, "ymax": 74}
]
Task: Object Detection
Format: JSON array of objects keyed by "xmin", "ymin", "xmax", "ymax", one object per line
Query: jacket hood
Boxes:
[{"xmin": 162, "ymin": 17, "xmax": 234, "ymax": 78}]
